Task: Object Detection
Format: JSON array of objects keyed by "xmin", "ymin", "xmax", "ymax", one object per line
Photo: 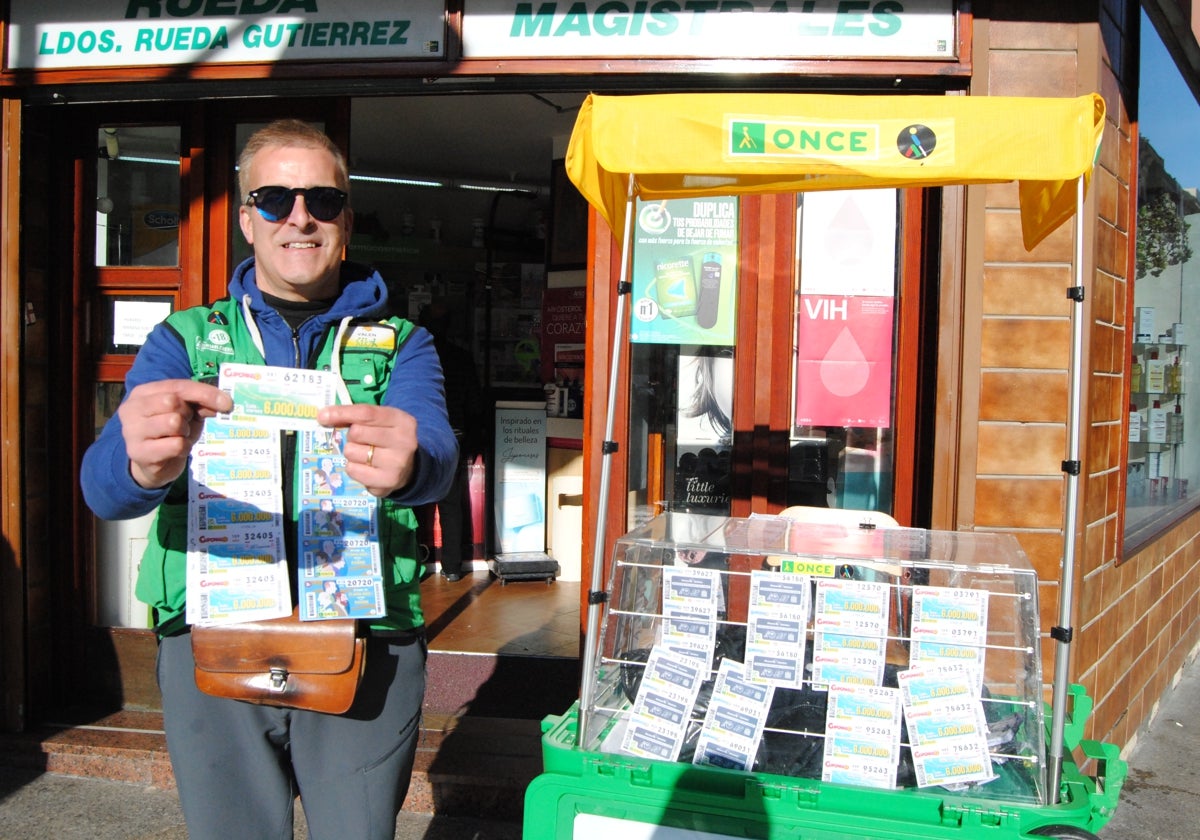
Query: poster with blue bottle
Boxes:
[{"xmin": 630, "ymin": 196, "xmax": 738, "ymax": 346}]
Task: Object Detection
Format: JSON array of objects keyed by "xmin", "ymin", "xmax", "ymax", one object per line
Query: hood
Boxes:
[{"xmin": 228, "ymin": 257, "xmax": 391, "ymax": 325}]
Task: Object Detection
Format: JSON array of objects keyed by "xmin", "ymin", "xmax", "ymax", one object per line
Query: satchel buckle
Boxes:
[{"xmin": 268, "ymin": 667, "xmax": 289, "ymax": 692}]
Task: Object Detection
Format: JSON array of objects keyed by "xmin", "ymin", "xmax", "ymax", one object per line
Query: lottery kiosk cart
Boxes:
[
  {"xmin": 524, "ymin": 512, "xmax": 1124, "ymax": 839},
  {"xmin": 522, "ymin": 93, "xmax": 1124, "ymax": 839}
]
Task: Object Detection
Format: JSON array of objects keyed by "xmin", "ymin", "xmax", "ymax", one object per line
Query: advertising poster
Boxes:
[
  {"xmin": 795, "ymin": 189, "xmax": 897, "ymax": 428},
  {"xmin": 540, "ymin": 285, "xmax": 587, "ymax": 383},
  {"xmin": 798, "ymin": 189, "xmax": 898, "ymax": 297},
  {"xmin": 493, "ymin": 402, "xmax": 547, "ymax": 553},
  {"xmin": 674, "ymin": 349, "xmax": 733, "ymax": 514},
  {"xmin": 631, "ymin": 197, "xmax": 738, "ymax": 346},
  {"xmin": 794, "ymin": 296, "xmax": 894, "ymax": 427}
]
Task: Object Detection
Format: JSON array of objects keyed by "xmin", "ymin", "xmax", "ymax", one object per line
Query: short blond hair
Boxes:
[{"xmin": 237, "ymin": 119, "xmax": 350, "ymax": 200}]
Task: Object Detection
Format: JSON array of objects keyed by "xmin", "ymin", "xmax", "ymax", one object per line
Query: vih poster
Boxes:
[{"xmin": 794, "ymin": 189, "xmax": 898, "ymax": 428}]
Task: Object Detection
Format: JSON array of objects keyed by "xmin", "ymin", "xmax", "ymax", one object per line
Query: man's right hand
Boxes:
[{"xmin": 118, "ymin": 380, "xmax": 234, "ymax": 490}]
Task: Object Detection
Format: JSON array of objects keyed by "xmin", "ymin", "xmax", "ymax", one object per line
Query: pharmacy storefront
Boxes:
[{"xmin": 0, "ymin": 0, "xmax": 1195, "ymax": 785}]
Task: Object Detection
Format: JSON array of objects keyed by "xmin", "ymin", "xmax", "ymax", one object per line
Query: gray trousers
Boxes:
[{"xmin": 158, "ymin": 631, "xmax": 426, "ymax": 840}]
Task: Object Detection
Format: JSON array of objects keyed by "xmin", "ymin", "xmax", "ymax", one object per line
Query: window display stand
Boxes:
[
  {"xmin": 1128, "ymin": 339, "xmax": 1187, "ymax": 504},
  {"xmin": 524, "ymin": 512, "xmax": 1125, "ymax": 840}
]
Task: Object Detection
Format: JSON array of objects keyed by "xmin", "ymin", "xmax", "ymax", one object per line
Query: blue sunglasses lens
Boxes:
[{"xmin": 248, "ymin": 186, "xmax": 346, "ymax": 222}]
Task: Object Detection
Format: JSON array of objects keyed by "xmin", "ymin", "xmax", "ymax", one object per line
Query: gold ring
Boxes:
[{"xmin": 366, "ymin": 445, "xmax": 375, "ymax": 467}]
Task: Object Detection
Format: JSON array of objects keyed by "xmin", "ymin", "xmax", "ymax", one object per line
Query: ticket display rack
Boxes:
[{"xmin": 524, "ymin": 512, "xmax": 1125, "ymax": 839}]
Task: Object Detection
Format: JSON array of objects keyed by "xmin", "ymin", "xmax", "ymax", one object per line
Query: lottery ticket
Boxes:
[
  {"xmin": 301, "ymin": 537, "xmax": 378, "ymax": 578},
  {"xmin": 821, "ymin": 684, "xmax": 902, "ymax": 789},
  {"xmin": 812, "ymin": 631, "xmax": 886, "ymax": 689},
  {"xmin": 814, "ymin": 579, "xmax": 890, "ymax": 637},
  {"xmin": 300, "ymin": 495, "xmax": 377, "ymax": 539},
  {"xmin": 693, "ymin": 660, "xmax": 774, "ymax": 772},
  {"xmin": 911, "ymin": 741, "xmax": 996, "ymax": 788},
  {"xmin": 897, "ymin": 662, "xmax": 977, "ymax": 708},
  {"xmin": 905, "ymin": 698, "xmax": 991, "ymax": 748},
  {"xmin": 744, "ymin": 650, "xmax": 803, "ymax": 687},
  {"xmin": 296, "ymin": 431, "xmax": 384, "ymax": 619},
  {"xmin": 821, "ymin": 757, "xmax": 897, "ymax": 789},
  {"xmin": 186, "ymin": 548, "xmax": 290, "ymax": 626},
  {"xmin": 910, "ymin": 586, "xmax": 989, "ymax": 642},
  {"xmin": 301, "ymin": 576, "xmax": 385, "ymax": 620},
  {"xmin": 662, "ymin": 566, "xmax": 721, "ymax": 612},
  {"xmin": 898, "ymin": 663, "xmax": 995, "ymax": 789},
  {"xmin": 748, "ymin": 570, "xmax": 810, "ymax": 615},
  {"xmin": 185, "ymin": 418, "xmax": 289, "ymax": 626},
  {"xmin": 743, "ymin": 569, "xmax": 810, "ymax": 689},
  {"xmin": 619, "ymin": 645, "xmax": 706, "ymax": 762},
  {"xmin": 620, "ymin": 717, "xmax": 686, "ymax": 762},
  {"xmin": 218, "ymin": 363, "xmax": 340, "ymax": 431},
  {"xmin": 692, "ymin": 738, "xmax": 757, "ymax": 771},
  {"xmin": 661, "ymin": 610, "xmax": 717, "ymax": 657}
]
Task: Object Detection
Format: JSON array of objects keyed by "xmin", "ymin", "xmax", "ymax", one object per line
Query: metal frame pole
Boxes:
[
  {"xmin": 577, "ymin": 176, "xmax": 637, "ymax": 744},
  {"xmin": 1047, "ymin": 175, "xmax": 1086, "ymax": 802}
]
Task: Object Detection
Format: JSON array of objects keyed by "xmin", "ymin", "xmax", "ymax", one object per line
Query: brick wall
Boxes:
[{"xmin": 971, "ymin": 2, "xmax": 1200, "ymax": 752}]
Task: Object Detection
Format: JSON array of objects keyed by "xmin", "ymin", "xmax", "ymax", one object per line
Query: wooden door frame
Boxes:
[
  {"xmin": 1, "ymin": 97, "xmax": 26, "ymax": 732},
  {"xmin": 44, "ymin": 98, "xmax": 348, "ymax": 716}
]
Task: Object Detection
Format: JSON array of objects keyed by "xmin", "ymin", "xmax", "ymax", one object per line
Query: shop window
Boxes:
[
  {"xmin": 95, "ymin": 125, "xmax": 181, "ymax": 267},
  {"xmin": 626, "ymin": 197, "xmax": 740, "ymax": 528},
  {"xmin": 1126, "ymin": 16, "xmax": 1200, "ymax": 543},
  {"xmin": 96, "ymin": 293, "xmax": 174, "ymax": 356},
  {"xmin": 789, "ymin": 189, "xmax": 899, "ymax": 514}
]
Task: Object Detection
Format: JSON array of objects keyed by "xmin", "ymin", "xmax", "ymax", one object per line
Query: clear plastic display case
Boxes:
[{"xmin": 580, "ymin": 511, "xmax": 1047, "ymax": 805}]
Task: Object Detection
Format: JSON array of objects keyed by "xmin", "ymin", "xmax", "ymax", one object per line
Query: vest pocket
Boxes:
[{"xmin": 338, "ymin": 352, "xmax": 388, "ymax": 402}]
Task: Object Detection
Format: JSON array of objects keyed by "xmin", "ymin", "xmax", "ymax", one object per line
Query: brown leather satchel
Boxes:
[{"xmin": 191, "ymin": 608, "xmax": 366, "ymax": 714}]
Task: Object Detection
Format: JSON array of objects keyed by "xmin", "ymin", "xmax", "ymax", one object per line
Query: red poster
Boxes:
[
  {"xmin": 540, "ymin": 286, "xmax": 587, "ymax": 383},
  {"xmin": 794, "ymin": 295, "xmax": 894, "ymax": 428}
]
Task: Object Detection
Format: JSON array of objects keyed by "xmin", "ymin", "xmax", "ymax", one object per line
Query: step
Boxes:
[
  {"xmin": 0, "ymin": 710, "xmax": 174, "ymax": 789},
  {"xmin": 411, "ymin": 714, "xmax": 545, "ymax": 820},
  {"xmin": 0, "ymin": 708, "xmax": 545, "ymax": 822},
  {"xmin": 425, "ymin": 650, "xmax": 581, "ymax": 719}
]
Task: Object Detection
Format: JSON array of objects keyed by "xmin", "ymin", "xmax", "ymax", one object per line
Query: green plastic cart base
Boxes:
[{"xmin": 523, "ymin": 685, "xmax": 1125, "ymax": 840}]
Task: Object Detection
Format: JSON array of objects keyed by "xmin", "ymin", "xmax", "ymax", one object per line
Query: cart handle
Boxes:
[{"xmin": 1060, "ymin": 683, "xmax": 1093, "ymax": 752}]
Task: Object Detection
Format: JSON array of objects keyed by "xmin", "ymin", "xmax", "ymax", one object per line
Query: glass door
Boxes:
[
  {"xmin": 73, "ymin": 114, "xmax": 194, "ymax": 711},
  {"xmin": 620, "ymin": 188, "xmax": 928, "ymax": 533},
  {"xmin": 787, "ymin": 189, "xmax": 902, "ymax": 514},
  {"xmin": 91, "ymin": 123, "xmax": 186, "ymax": 633}
]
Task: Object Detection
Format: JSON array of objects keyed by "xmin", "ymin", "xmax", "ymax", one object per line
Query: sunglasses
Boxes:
[{"xmin": 245, "ymin": 186, "xmax": 347, "ymax": 222}]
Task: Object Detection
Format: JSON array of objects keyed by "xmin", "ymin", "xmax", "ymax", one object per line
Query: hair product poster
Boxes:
[
  {"xmin": 631, "ymin": 197, "xmax": 738, "ymax": 346},
  {"xmin": 674, "ymin": 348, "xmax": 733, "ymax": 514}
]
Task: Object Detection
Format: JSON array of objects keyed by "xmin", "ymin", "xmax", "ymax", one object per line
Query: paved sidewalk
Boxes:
[
  {"xmin": 0, "ymin": 650, "xmax": 1194, "ymax": 839},
  {"xmin": 1098, "ymin": 648, "xmax": 1200, "ymax": 839},
  {"xmin": 0, "ymin": 767, "xmax": 521, "ymax": 840}
]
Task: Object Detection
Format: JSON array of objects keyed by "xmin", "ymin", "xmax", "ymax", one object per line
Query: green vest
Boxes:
[{"xmin": 135, "ymin": 297, "xmax": 423, "ymax": 637}]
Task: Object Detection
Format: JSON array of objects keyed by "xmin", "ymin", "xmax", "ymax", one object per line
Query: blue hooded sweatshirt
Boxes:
[{"xmin": 81, "ymin": 258, "xmax": 458, "ymax": 632}]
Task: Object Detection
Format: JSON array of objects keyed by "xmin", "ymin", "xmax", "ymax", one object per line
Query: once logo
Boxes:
[
  {"xmin": 730, "ymin": 119, "xmax": 875, "ymax": 158},
  {"xmin": 897, "ymin": 125, "xmax": 937, "ymax": 159}
]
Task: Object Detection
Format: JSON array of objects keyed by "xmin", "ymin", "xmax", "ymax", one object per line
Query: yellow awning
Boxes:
[{"xmin": 565, "ymin": 92, "xmax": 1104, "ymax": 251}]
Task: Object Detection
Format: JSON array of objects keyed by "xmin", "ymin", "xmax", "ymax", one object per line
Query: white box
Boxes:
[{"xmin": 1135, "ymin": 307, "xmax": 1155, "ymax": 343}]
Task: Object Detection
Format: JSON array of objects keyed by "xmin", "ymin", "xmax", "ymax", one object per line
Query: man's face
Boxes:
[{"xmin": 238, "ymin": 144, "xmax": 352, "ymax": 301}]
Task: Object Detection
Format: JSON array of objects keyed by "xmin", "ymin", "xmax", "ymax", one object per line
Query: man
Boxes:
[{"xmin": 80, "ymin": 120, "xmax": 457, "ymax": 840}]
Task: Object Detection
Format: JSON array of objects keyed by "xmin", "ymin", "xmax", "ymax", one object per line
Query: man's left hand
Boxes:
[{"xmin": 318, "ymin": 404, "xmax": 418, "ymax": 498}]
